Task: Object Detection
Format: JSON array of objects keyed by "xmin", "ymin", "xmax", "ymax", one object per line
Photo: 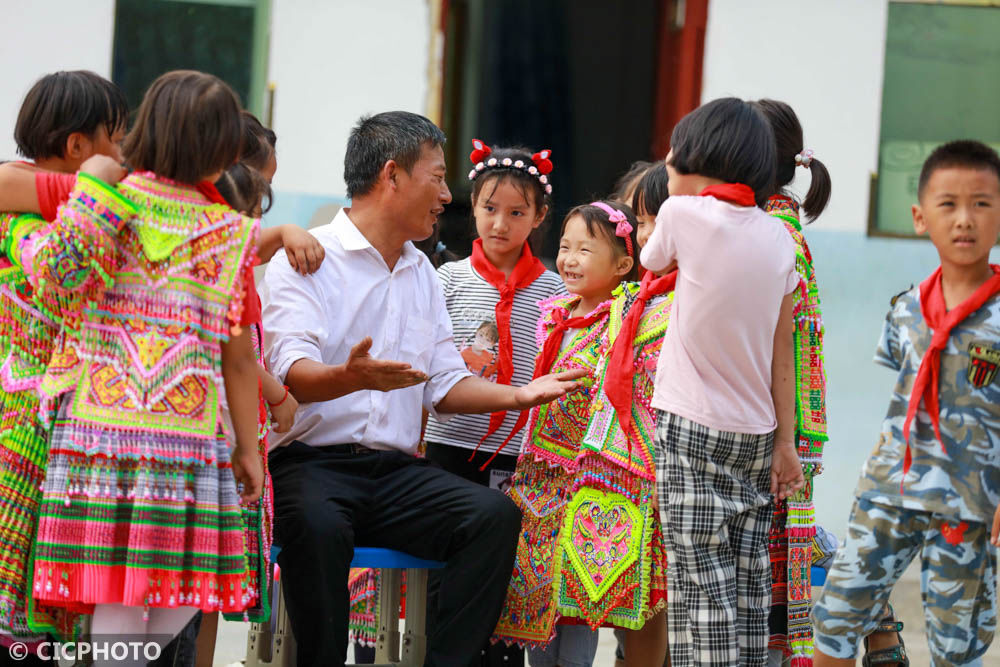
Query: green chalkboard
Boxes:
[
  {"xmin": 112, "ymin": 0, "xmax": 268, "ymax": 117},
  {"xmin": 875, "ymin": 2, "xmax": 1000, "ymax": 235}
]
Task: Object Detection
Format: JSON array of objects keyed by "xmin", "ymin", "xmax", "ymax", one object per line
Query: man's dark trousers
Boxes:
[{"xmin": 269, "ymin": 441, "xmax": 522, "ymax": 666}]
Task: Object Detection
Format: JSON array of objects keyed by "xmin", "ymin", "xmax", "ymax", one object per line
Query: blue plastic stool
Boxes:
[{"xmin": 246, "ymin": 546, "xmax": 445, "ymax": 667}]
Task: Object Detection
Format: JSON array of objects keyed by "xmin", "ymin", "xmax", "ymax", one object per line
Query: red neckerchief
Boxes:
[
  {"xmin": 604, "ymin": 270, "xmax": 678, "ymax": 443},
  {"xmin": 469, "ymin": 239, "xmax": 546, "ymax": 448},
  {"xmin": 901, "ymin": 264, "xmax": 1000, "ymax": 483},
  {"xmin": 699, "ymin": 183, "xmax": 756, "ymax": 207},
  {"xmin": 472, "ymin": 300, "xmax": 606, "ymax": 471},
  {"xmin": 196, "ymin": 180, "xmax": 228, "ymax": 205}
]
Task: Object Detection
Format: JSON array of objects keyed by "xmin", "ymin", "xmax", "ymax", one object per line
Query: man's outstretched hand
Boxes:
[
  {"xmin": 513, "ymin": 369, "xmax": 589, "ymax": 409},
  {"xmin": 345, "ymin": 337, "xmax": 428, "ymax": 392}
]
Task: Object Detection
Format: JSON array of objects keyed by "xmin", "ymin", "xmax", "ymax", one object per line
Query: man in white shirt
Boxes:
[{"xmin": 261, "ymin": 111, "xmax": 583, "ymax": 667}]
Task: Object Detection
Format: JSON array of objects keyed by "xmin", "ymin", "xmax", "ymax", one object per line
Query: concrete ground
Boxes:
[{"xmin": 215, "ymin": 558, "xmax": 1000, "ymax": 666}]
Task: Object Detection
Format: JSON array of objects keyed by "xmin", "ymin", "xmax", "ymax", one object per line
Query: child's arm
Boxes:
[
  {"xmin": 0, "ymin": 163, "xmax": 44, "ymax": 213},
  {"xmin": 257, "ymin": 224, "xmax": 325, "ymax": 275},
  {"xmin": 222, "ymin": 328, "xmax": 264, "ymax": 503},
  {"xmin": 259, "ymin": 363, "xmax": 298, "ymax": 433},
  {"xmin": 0, "ymin": 157, "xmax": 125, "ymax": 218},
  {"xmin": 770, "ymin": 290, "xmax": 804, "ymax": 500},
  {"xmin": 19, "ymin": 168, "xmax": 135, "ymax": 325}
]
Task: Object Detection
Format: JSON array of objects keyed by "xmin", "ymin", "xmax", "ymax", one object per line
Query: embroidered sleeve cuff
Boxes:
[{"xmin": 74, "ymin": 172, "xmax": 138, "ymax": 234}]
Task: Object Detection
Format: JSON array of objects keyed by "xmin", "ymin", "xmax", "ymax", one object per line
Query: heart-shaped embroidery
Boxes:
[{"xmin": 562, "ymin": 487, "xmax": 642, "ymax": 602}]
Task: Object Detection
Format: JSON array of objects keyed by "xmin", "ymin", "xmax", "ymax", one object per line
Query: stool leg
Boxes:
[
  {"xmin": 375, "ymin": 568, "xmax": 402, "ymax": 664},
  {"xmin": 400, "ymin": 568, "xmax": 428, "ymax": 667},
  {"xmin": 272, "ymin": 576, "xmax": 298, "ymax": 667},
  {"xmin": 245, "ymin": 616, "xmax": 273, "ymax": 666}
]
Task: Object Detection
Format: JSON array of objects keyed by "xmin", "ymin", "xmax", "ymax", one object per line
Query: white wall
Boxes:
[
  {"xmin": 701, "ymin": 0, "xmax": 889, "ymax": 233},
  {"xmin": 0, "ymin": 2, "xmax": 116, "ymax": 160},
  {"xmin": 267, "ymin": 0, "xmax": 430, "ymax": 197}
]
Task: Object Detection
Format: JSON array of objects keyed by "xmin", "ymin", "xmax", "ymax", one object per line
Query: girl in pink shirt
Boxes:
[{"xmin": 639, "ymin": 97, "xmax": 806, "ymax": 667}]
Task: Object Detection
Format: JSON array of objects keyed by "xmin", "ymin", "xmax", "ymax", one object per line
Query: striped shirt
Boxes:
[{"xmin": 425, "ymin": 256, "xmax": 564, "ymax": 456}]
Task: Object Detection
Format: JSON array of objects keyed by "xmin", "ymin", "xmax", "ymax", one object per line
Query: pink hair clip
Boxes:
[
  {"xmin": 590, "ymin": 201, "xmax": 633, "ymax": 257},
  {"xmin": 795, "ymin": 149, "xmax": 815, "ymax": 168}
]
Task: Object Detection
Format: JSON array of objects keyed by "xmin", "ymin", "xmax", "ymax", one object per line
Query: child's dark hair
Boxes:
[
  {"xmin": 918, "ymin": 140, "xmax": 1000, "ymax": 200},
  {"xmin": 669, "ymin": 97, "xmax": 776, "ymax": 207},
  {"xmin": 752, "ymin": 99, "xmax": 831, "ymax": 220},
  {"xmin": 240, "ymin": 110, "xmax": 277, "ymax": 171},
  {"xmin": 122, "ymin": 70, "xmax": 242, "ymax": 184},
  {"xmin": 345, "ymin": 111, "xmax": 445, "ymax": 199},
  {"xmin": 14, "ymin": 71, "xmax": 128, "ymax": 160},
  {"xmin": 215, "ymin": 163, "xmax": 270, "ymax": 217},
  {"xmin": 216, "ymin": 111, "xmax": 277, "ymax": 215},
  {"xmin": 471, "ymin": 146, "xmax": 550, "ymax": 213},
  {"xmin": 631, "ymin": 162, "xmax": 669, "ymax": 217},
  {"xmin": 561, "ymin": 200, "xmax": 640, "ymax": 282},
  {"xmin": 611, "ymin": 160, "xmax": 654, "ymax": 203},
  {"xmin": 470, "ymin": 145, "xmax": 551, "ymax": 254}
]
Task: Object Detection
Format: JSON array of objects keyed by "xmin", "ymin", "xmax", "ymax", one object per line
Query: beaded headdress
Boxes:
[{"xmin": 467, "ymin": 139, "xmax": 554, "ymax": 195}]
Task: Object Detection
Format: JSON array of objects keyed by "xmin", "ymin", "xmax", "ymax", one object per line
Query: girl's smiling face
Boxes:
[{"xmin": 557, "ymin": 214, "xmax": 631, "ymax": 302}]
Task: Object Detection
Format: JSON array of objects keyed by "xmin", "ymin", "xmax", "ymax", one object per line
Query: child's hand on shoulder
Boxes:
[
  {"xmin": 80, "ymin": 155, "xmax": 127, "ymax": 186},
  {"xmin": 770, "ymin": 440, "xmax": 805, "ymax": 501},
  {"xmin": 281, "ymin": 224, "xmax": 325, "ymax": 275}
]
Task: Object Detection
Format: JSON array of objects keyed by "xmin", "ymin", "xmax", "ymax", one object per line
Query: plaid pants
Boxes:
[{"xmin": 654, "ymin": 411, "xmax": 774, "ymax": 666}]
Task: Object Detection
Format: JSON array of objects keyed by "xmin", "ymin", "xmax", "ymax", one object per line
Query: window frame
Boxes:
[{"xmin": 868, "ymin": 0, "xmax": 1000, "ymax": 240}]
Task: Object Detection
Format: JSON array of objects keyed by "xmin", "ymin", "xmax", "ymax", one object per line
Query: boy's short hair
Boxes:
[
  {"xmin": 669, "ymin": 97, "xmax": 776, "ymax": 207},
  {"xmin": 122, "ymin": 70, "xmax": 242, "ymax": 184},
  {"xmin": 918, "ymin": 140, "xmax": 1000, "ymax": 200},
  {"xmin": 14, "ymin": 71, "xmax": 128, "ymax": 160},
  {"xmin": 344, "ymin": 111, "xmax": 446, "ymax": 199}
]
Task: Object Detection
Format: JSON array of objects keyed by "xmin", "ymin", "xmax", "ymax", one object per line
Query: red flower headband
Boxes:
[{"xmin": 468, "ymin": 139, "xmax": 554, "ymax": 194}]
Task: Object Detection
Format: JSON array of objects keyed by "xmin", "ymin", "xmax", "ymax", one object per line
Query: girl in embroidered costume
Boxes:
[
  {"xmin": 15, "ymin": 70, "xmax": 264, "ymax": 653},
  {"xmin": 0, "ymin": 71, "xmax": 129, "ymax": 644},
  {"xmin": 421, "ymin": 140, "xmax": 562, "ymax": 666},
  {"xmin": 492, "ymin": 201, "xmax": 639, "ymax": 666},
  {"xmin": 752, "ymin": 99, "xmax": 832, "ymax": 667},
  {"xmin": 0, "ymin": 112, "xmax": 322, "ymax": 660}
]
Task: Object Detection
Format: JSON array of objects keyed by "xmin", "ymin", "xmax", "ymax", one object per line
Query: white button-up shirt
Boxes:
[{"xmin": 261, "ymin": 208, "xmax": 471, "ymax": 454}]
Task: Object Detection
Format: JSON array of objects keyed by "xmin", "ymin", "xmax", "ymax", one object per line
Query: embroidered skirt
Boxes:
[
  {"xmin": 493, "ymin": 454, "xmax": 667, "ymax": 648},
  {"xmin": 31, "ymin": 396, "xmax": 256, "ymax": 614}
]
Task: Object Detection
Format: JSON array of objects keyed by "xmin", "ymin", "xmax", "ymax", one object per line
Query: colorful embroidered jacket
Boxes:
[
  {"xmin": 27, "ymin": 172, "xmax": 261, "ymax": 614},
  {"xmin": 493, "ymin": 294, "xmax": 611, "ymax": 647},
  {"xmin": 557, "ymin": 283, "xmax": 672, "ymax": 630},
  {"xmin": 764, "ymin": 194, "xmax": 828, "ymax": 666},
  {"xmin": 0, "ymin": 175, "xmax": 127, "ymax": 639}
]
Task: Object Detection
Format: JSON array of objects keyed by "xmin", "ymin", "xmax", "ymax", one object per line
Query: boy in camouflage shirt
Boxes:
[{"xmin": 813, "ymin": 141, "xmax": 1000, "ymax": 667}]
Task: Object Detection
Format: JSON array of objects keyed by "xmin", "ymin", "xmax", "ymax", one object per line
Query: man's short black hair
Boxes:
[
  {"xmin": 918, "ymin": 140, "xmax": 1000, "ymax": 200},
  {"xmin": 15, "ymin": 71, "xmax": 129, "ymax": 160},
  {"xmin": 669, "ymin": 97, "xmax": 776, "ymax": 207},
  {"xmin": 344, "ymin": 111, "xmax": 446, "ymax": 199}
]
